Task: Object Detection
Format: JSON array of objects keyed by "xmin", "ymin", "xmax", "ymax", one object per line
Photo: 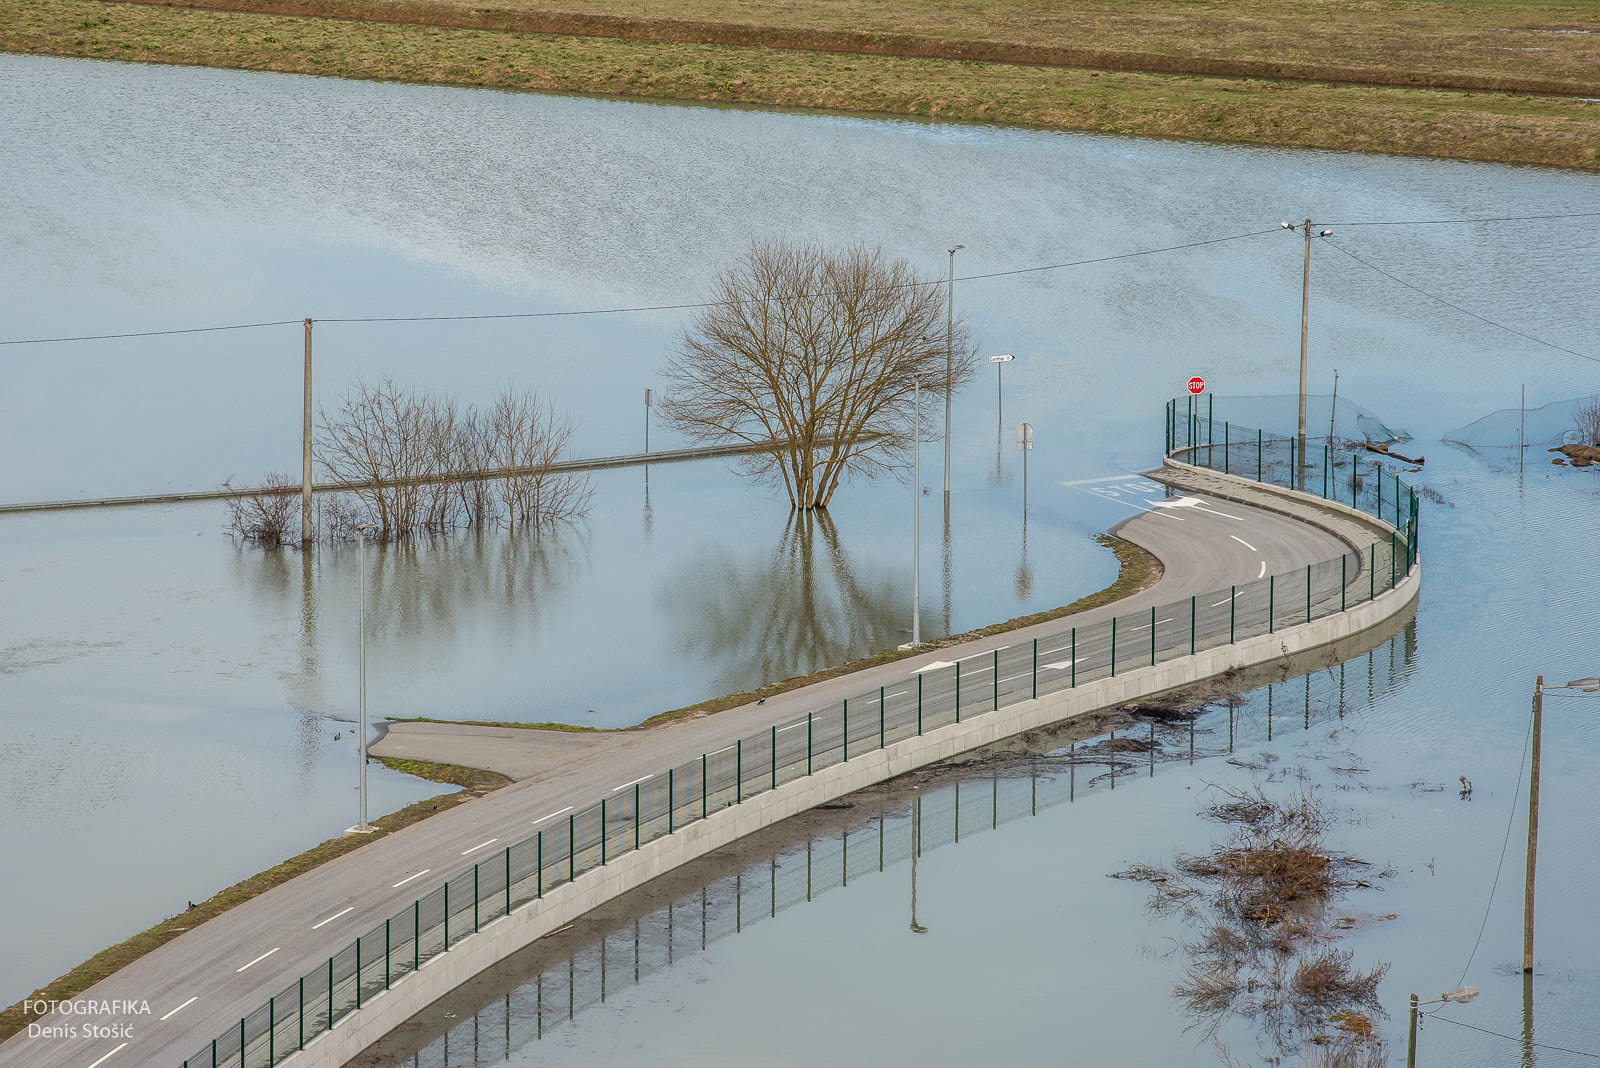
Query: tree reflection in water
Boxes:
[{"xmin": 659, "ymin": 508, "xmax": 904, "ymax": 694}]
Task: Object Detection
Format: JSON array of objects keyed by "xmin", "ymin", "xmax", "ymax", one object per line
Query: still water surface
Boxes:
[{"xmin": 1, "ymin": 53, "xmax": 1597, "ymax": 1039}]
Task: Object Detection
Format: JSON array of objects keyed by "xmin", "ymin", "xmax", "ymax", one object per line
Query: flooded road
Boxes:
[{"xmin": 2, "ymin": 50, "xmax": 1597, "ymax": 1038}]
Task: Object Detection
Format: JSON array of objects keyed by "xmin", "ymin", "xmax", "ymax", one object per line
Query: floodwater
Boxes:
[{"xmin": 1, "ymin": 49, "xmax": 1598, "ymax": 1044}]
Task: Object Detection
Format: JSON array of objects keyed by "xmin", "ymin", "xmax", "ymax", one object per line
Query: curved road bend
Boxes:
[{"xmin": 2, "ymin": 486, "xmax": 1351, "ymax": 1068}]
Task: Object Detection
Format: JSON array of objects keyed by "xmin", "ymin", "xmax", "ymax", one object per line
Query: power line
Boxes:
[
  {"xmin": 1453, "ymin": 702, "xmax": 1532, "ymax": 990},
  {"xmin": 1321, "ymin": 210, "xmax": 1600, "ymax": 227},
  {"xmin": 0, "ymin": 228, "xmax": 1281, "ymax": 345},
  {"xmin": 1424, "ymin": 1011, "xmax": 1600, "ymax": 1059},
  {"xmin": 1323, "ymin": 239, "xmax": 1600, "ymax": 366},
  {"xmin": 0, "ymin": 319, "xmax": 302, "ymax": 347}
]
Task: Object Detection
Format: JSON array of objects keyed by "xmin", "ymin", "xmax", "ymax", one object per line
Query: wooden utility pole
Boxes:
[
  {"xmin": 302, "ymin": 317, "xmax": 313, "ymax": 545},
  {"xmin": 1524, "ymin": 676, "xmax": 1543, "ymax": 973},
  {"xmin": 1298, "ymin": 217, "xmax": 1311, "ymax": 493}
]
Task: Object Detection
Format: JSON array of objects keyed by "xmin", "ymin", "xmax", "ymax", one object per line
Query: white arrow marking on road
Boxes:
[
  {"xmin": 158, "ymin": 997, "xmax": 198, "ymax": 1022},
  {"xmin": 236, "ymin": 947, "xmax": 280, "ymax": 973},
  {"xmin": 461, "ymin": 838, "xmax": 499, "ymax": 856},
  {"xmin": 392, "ymin": 869, "xmax": 431, "ymax": 888},
  {"xmin": 85, "ymin": 1043, "xmax": 128, "ymax": 1068},
  {"xmin": 1229, "ymin": 534, "xmax": 1258, "ymax": 552},
  {"xmin": 310, "ymin": 906, "xmax": 355, "ymax": 930},
  {"xmin": 912, "ymin": 661, "xmax": 957, "ymax": 674},
  {"xmin": 1041, "ymin": 661, "xmax": 1075, "ymax": 670}
]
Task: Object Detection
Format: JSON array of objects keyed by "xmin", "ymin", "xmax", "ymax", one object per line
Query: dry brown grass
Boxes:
[
  {"xmin": 113, "ymin": 0, "xmax": 1600, "ymax": 95},
  {"xmin": 6, "ymin": 0, "xmax": 1599, "ymax": 171}
]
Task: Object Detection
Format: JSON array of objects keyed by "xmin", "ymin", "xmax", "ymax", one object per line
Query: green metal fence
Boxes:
[{"xmin": 184, "ymin": 400, "xmax": 1419, "ymax": 1067}]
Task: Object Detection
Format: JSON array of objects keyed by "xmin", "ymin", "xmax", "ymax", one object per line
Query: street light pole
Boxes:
[
  {"xmin": 1407, "ymin": 987, "xmax": 1479, "ymax": 1067},
  {"xmin": 1298, "ymin": 216, "xmax": 1311, "ymax": 490},
  {"xmin": 944, "ymin": 244, "xmax": 963, "ymax": 496},
  {"xmin": 911, "ymin": 374, "xmax": 922, "ymax": 647},
  {"xmin": 355, "ymin": 531, "xmax": 371, "ymax": 833}
]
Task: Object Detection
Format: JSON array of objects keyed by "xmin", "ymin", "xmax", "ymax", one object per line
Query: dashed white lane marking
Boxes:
[
  {"xmin": 1194, "ymin": 504, "xmax": 1247, "ymax": 521},
  {"xmin": 1258, "ymin": 561, "xmax": 1268, "ymax": 579},
  {"xmin": 1211, "ymin": 598, "xmax": 1231, "ymax": 607},
  {"xmin": 236, "ymin": 947, "xmax": 280, "ymax": 973},
  {"xmin": 707, "ymin": 743, "xmax": 736, "ymax": 756},
  {"xmin": 158, "ymin": 997, "xmax": 198, "ymax": 1022},
  {"xmin": 612, "ymin": 775, "xmax": 651, "ymax": 791},
  {"xmin": 1229, "ymin": 534, "xmax": 1259, "ymax": 552},
  {"xmin": 392, "ymin": 869, "xmax": 431, "ymax": 888},
  {"xmin": 1128, "ymin": 618, "xmax": 1175, "ymax": 632},
  {"xmin": 461, "ymin": 838, "xmax": 499, "ymax": 856},
  {"xmin": 85, "ymin": 1043, "xmax": 128, "ymax": 1068},
  {"xmin": 531, "ymin": 808, "xmax": 572, "ymax": 826},
  {"xmin": 885, "ymin": 690, "xmax": 908, "ymax": 699},
  {"xmin": 310, "ymin": 906, "xmax": 355, "ymax": 930},
  {"xmin": 776, "ymin": 721, "xmax": 805, "ymax": 733}
]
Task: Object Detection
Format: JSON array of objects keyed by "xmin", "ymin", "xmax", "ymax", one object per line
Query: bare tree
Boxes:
[
  {"xmin": 488, "ymin": 387, "xmax": 592, "ymax": 527},
  {"xmin": 659, "ymin": 240, "xmax": 976, "ymax": 510},
  {"xmin": 224, "ymin": 472, "xmax": 299, "ymax": 545},
  {"xmin": 1575, "ymin": 394, "xmax": 1600, "ymax": 446},
  {"xmin": 315, "ymin": 377, "xmax": 455, "ymax": 538}
]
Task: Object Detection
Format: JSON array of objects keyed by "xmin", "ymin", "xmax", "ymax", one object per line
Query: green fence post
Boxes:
[
  {"xmin": 954, "ymin": 660, "xmax": 961, "ymax": 721},
  {"xmin": 240, "ymin": 1018, "xmax": 246, "ymax": 1065},
  {"xmin": 1224, "ymin": 421, "xmax": 1230, "ymax": 472},
  {"xmin": 1323, "ymin": 445, "xmax": 1329, "ymax": 498},
  {"xmin": 356, "ymin": 934, "xmax": 363, "ymax": 1008},
  {"xmin": 668, "ymin": 770, "xmax": 675, "ymax": 833},
  {"xmin": 1390, "ymin": 532, "xmax": 1397, "ymax": 588},
  {"xmin": 1070, "ymin": 629, "xmax": 1076, "ymax": 687},
  {"xmin": 1369, "ymin": 543, "xmax": 1376, "ymax": 601},
  {"xmin": 569, "ymin": 814, "xmax": 576, "ymax": 882},
  {"xmin": 1150, "ymin": 605, "xmax": 1157, "ymax": 665},
  {"xmin": 1110, "ymin": 617, "xmax": 1117, "ymax": 676},
  {"xmin": 1268, "ymin": 575, "xmax": 1275, "ymax": 633},
  {"xmin": 1353, "ymin": 458, "xmax": 1359, "ymax": 507},
  {"xmin": 701, "ymin": 754, "xmax": 708, "ymax": 818},
  {"xmin": 1341, "ymin": 555, "xmax": 1347, "ymax": 611},
  {"xmin": 634, "ymin": 783, "xmax": 642, "ymax": 849},
  {"xmin": 1032, "ymin": 638, "xmax": 1038, "ymax": 699},
  {"xmin": 1290, "ymin": 435, "xmax": 1295, "ymax": 487},
  {"xmin": 1209, "ymin": 393, "xmax": 1214, "ymax": 445},
  {"xmin": 844, "ymin": 699, "xmax": 849, "ymax": 761},
  {"xmin": 1306, "ymin": 564, "xmax": 1312, "ymax": 622},
  {"xmin": 1229, "ymin": 585, "xmax": 1236, "ymax": 642},
  {"xmin": 736, "ymin": 741, "xmax": 743, "ymax": 801},
  {"xmin": 385, "ymin": 917, "xmax": 392, "ymax": 987},
  {"xmin": 269, "ymin": 996, "xmax": 275, "ymax": 1065},
  {"xmin": 993, "ymin": 649, "xmax": 999, "ymax": 709},
  {"xmin": 880, "ymin": 687, "xmax": 886, "ymax": 747},
  {"xmin": 474, "ymin": 864, "xmax": 480, "ymax": 932},
  {"xmin": 298, "ymin": 975, "xmax": 304, "ymax": 1051},
  {"xmin": 806, "ymin": 714, "xmax": 812, "ymax": 775},
  {"xmin": 443, "ymin": 883, "xmax": 449, "ymax": 948},
  {"xmin": 327, "ymin": 957, "xmax": 333, "ymax": 1029},
  {"xmin": 413, "ymin": 901, "xmax": 419, "ymax": 969},
  {"xmin": 537, "ymin": 832, "xmax": 543, "ymax": 898},
  {"xmin": 213, "ymin": 1038, "xmax": 217, "ymax": 1068},
  {"xmin": 771, "ymin": 725, "xmax": 778, "ymax": 789},
  {"xmin": 1257, "ymin": 430, "xmax": 1263, "ymax": 481},
  {"xmin": 1190, "ymin": 595, "xmax": 1196, "ymax": 655},
  {"xmin": 917, "ymin": 673, "xmax": 923, "ymax": 734},
  {"xmin": 600, "ymin": 800, "xmax": 607, "ymax": 864}
]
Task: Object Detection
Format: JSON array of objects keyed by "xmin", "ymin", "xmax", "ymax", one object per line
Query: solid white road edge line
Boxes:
[
  {"xmin": 158, "ymin": 997, "xmax": 198, "ymax": 1022},
  {"xmin": 392, "ymin": 869, "xmax": 431, "ymax": 888},
  {"xmin": 236, "ymin": 947, "xmax": 280, "ymax": 973}
]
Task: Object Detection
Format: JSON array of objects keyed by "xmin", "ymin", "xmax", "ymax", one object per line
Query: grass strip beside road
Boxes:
[
  {"xmin": 0, "ymin": 760, "xmax": 510, "ymax": 1045},
  {"xmin": 5, "ymin": 0, "xmax": 1600, "ymax": 171}
]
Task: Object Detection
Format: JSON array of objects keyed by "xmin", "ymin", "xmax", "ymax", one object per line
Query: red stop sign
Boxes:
[{"xmin": 1187, "ymin": 376, "xmax": 1206, "ymax": 395}]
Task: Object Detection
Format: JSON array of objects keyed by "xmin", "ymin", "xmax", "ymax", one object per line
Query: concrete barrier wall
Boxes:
[{"xmin": 290, "ymin": 468, "xmax": 1422, "ymax": 1067}]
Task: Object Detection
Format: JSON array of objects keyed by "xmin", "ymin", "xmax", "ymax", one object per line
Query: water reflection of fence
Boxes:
[
  {"xmin": 393, "ymin": 624, "xmax": 1417, "ymax": 1067},
  {"xmin": 186, "ymin": 402, "xmax": 1420, "ymax": 1068}
]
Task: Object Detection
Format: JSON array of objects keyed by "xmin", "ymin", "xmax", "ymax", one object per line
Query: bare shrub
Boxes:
[
  {"xmin": 488, "ymin": 388, "xmax": 592, "ymax": 527},
  {"xmin": 660, "ymin": 239, "xmax": 976, "ymax": 511},
  {"xmin": 315, "ymin": 377, "xmax": 456, "ymax": 539},
  {"xmin": 1575, "ymin": 394, "xmax": 1600, "ymax": 446},
  {"xmin": 225, "ymin": 472, "xmax": 299, "ymax": 546}
]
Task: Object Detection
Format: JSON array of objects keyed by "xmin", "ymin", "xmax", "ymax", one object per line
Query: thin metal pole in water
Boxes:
[
  {"xmin": 944, "ymin": 245, "xmax": 961, "ymax": 496},
  {"xmin": 1525, "ymin": 677, "xmax": 1543, "ymax": 973},
  {"xmin": 912, "ymin": 374, "xmax": 922, "ymax": 646},
  {"xmin": 356, "ymin": 533, "xmax": 369, "ymax": 831},
  {"xmin": 302, "ymin": 317, "xmax": 313, "ymax": 544}
]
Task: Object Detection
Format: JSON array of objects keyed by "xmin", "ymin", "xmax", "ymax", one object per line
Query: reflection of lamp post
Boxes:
[
  {"xmin": 910, "ymin": 795, "xmax": 928, "ymax": 934},
  {"xmin": 1017, "ymin": 422, "xmax": 1034, "ymax": 516},
  {"xmin": 1406, "ymin": 987, "xmax": 1478, "ymax": 1068},
  {"xmin": 349, "ymin": 528, "xmax": 379, "ymax": 834},
  {"xmin": 1524, "ymin": 674, "xmax": 1600, "ymax": 972}
]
